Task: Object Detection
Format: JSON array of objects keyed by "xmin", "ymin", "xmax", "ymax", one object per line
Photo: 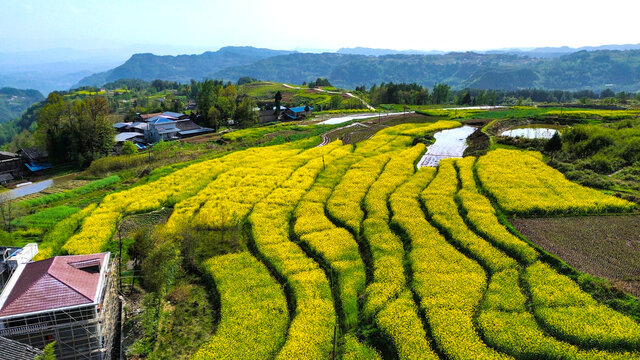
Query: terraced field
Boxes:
[{"xmin": 55, "ymin": 121, "xmax": 640, "ymax": 359}]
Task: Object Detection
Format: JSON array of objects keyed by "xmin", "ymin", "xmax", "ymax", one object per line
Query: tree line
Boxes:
[{"xmin": 359, "ymin": 82, "xmax": 640, "ymax": 106}]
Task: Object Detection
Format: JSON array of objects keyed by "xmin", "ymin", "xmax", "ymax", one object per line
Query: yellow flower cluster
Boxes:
[
  {"xmin": 65, "ymin": 140, "xmax": 318, "ymax": 254},
  {"xmin": 191, "ymin": 252, "xmax": 288, "ymax": 360},
  {"xmin": 294, "ymin": 150, "xmax": 365, "ymax": 330},
  {"xmin": 390, "ymin": 168, "xmax": 509, "ymax": 360},
  {"xmin": 341, "ymin": 334, "xmax": 382, "ymax": 360},
  {"xmin": 546, "ymin": 109, "xmax": 640, "ymax": 120},
  {"xmin": 437, "ymin": 156, "xmax": 640, "ymax": 356},
  {"xmin": 355, "ymin": 120, "xmax": 461, "ymax": 156},
  {"xmin": 36, "ymin": 204, "xmax": 98, "ymax": 260},
  {"xmin": 360, "ymin": 146, "xmax": 439, "ymax": 359},
  {"xmin": 249, "ymin": 144, "xmax": 346, "ymax": 360},
  {"xmin": 421, "ymin": 159, "xmax": 517, "ymax": 274},
  {"xmin": 476, "ymin": 149, "xmax": 634, "ymax": 215},
  {"xmin": 64, "ymin": 149, "xmax": 253, "ymax": 254},
  {"xmin": 456, "ymin": 157, "xmax": 539, "ymax": 264},
  {"xmin": 326, "ymin": 154, "xmax": 390, "ymax": 236},
  {"xmin": 375, "ymin": 290, "xmax": 438, "ymax": 360},
  {"xmin": 362, "ymin": 146, "xmax": 425, "ymax": 314},
  {"xmin": 478, "ymin": 269, "xmax": 640, "ymax": 359},
  {"xmin": 378, "ymin": 120, "xmax": 462, "ymax": 137},
  {"xmin": 525, "ymin": 262, "xmax": 640, "ymax": 351},
  {"xmin": 292, "ymin": 149, "xmax": 381, "ymax": 357},
  {"xmin": 165, "ymin": 145, "xmax": 307, "ymax": 233}
]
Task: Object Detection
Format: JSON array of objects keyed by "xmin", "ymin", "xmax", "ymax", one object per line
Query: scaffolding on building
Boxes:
[{"xmin": 0, "ymin": 256, "xmax": 118, "ymax": 360}]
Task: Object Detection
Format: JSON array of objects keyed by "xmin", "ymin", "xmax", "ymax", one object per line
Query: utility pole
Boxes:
[{"xmin": 116, "ymin": 220, "xmax": 123, "ymax": 291}]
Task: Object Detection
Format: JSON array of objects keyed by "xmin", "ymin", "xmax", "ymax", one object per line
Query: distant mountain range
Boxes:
[
  {"xmin": 71, "ymin": 44, "xmax": 640, "ymax": 92},
  {"xmin": 74, "ymin": 47, "xmax": 296, "ymax": 88},
  {"xmin": 210, "ymin": 50, "xmax": 640, "ymax": 91},
  {"xmin": 338, "ymin": 43, "xmax": 640, "ymax": 58},
  {"xmin": 4, "ymin": 43, "xmax": 640, "ymax": 94},
  {"xmin": 0, "ymin": 87, "xmax": 44, "ymax": 124}
]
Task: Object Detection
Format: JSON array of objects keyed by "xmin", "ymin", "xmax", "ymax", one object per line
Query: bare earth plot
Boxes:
[{"xmin": 511, "ymin": 215, "xmax": 640, "ymax": 296}]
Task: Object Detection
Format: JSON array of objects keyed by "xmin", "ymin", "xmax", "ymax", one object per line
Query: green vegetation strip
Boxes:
[
  {"xmin": 11, "ymin": 205, "xmax": 79, "ymax": 230},
  {"xmin": 19, "ymin": 175, "xmax": 121, "ymax": 207},
  {"xmin": 35, "ymin": 204, "xmax": 98, "ymax": 260}
]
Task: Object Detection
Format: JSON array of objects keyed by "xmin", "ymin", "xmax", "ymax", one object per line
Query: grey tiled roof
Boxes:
[{"xmin": 0, "ymin": 336, "xmax": 43, "ymax": 359}]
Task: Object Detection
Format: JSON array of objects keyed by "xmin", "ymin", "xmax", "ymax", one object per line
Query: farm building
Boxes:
[
  {"xmin": 0, "ymin": 252, "xmax": 118, "ymax": 360},
  {"xmin": 175, "ymin": 119, "xmax": 214, "ymax": 138},
  {"xmin": 18, "ymin": 147, "xmax": 51, "ymax": 173},
  {"xmin": 283, "ymin": 106, "xmax": 313, "ymax": 120},
  {"xmin": 114, "ymin": 112, "xmax": 212, "ymax": 144},
  {"xmin": 0, "ymin": 151, "xmax": 26, "ymax": 184}
]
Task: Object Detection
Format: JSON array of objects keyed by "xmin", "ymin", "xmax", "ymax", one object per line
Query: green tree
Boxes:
[
  {"xmin": 221, "ymin": 85, "xmax": 238, "ymax": 103},
  {"xmin": 196, "ymin": 80, "xmax": 217, "ymax": 124},
  {"xmin": 458, "ymin": 91, "xmax": 472, "ymax": 105},
  {"xmin": 616, "ymin": 91, "xmax": 628, "ymax": 104},
  {"xmin": 141, "ymin": 240, "xmax": 180, "ymax": 295},
  {"xmin": 36, "ymin": 94, "xmax": 113, "ymax": 166},
  {"xmin": 217, "ymin": 96, "xmax": 235, "ymax": 122},
  {"xmin": 274, "ymin": 91, "xmax": 282, "ymax": 117},
  {"xmin": 330, "ymin": 94, "xmax": 343, "ymax": 109},
  {"xmin": 431, "ymin": 83, "xmax": 451, "ymax": 104},
  {"xmin": 208, "ymin": 106, "xmax": 221, "ymax": 132},
  {"xmin": 235, "ymin": 97, "xmax": 258, "ymax": 128},
  {"xmin": 544, "ymin": 131, "xmax": 562, "ymax": 153},
  {"xmin": 36, "ymin": 341, "xmax": 57, "ymax": 360},
  {"xmin": 122, "ymin": 141, "xmax": 137, "ymax": 155}
]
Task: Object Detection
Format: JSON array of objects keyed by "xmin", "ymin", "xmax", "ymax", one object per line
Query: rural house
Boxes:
[
  {"xmin": 282, "ymin": 106, "xmax": 313, "ymax": 120},
  {"xmin": 0, "ymin": 151, "xmax": 26, "ymax": 184},
  {"xmin": 0, "ymin": 252, "xmax": 118, "ymax": 360},
  {"xmin": 18, "ymin": 147, "xmax": 51, "ymax": 173}
]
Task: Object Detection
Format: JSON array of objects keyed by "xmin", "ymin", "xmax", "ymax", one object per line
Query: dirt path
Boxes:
[
  {"xmin": 282, "ymin": 84, "xmax": 376, "ymax": 111},
  {"xmin": 317, "ymin": 123, "xmax": 370, "ymax": 147}
]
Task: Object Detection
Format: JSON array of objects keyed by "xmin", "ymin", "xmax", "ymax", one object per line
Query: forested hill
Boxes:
[
  {"xmin": 76, "ymin": 48, "xmax": 640, "ymax": 92},
  {"xmin": 0, "ymin": 87, "xmax": 44, "ymax": 124},
  {"xmin": 75, "ymin": 46, "xmax": 296, "ymax": 88},
  {"xmin": 214, "ymin": 50, "xmax": 640, "ymax": 92}
]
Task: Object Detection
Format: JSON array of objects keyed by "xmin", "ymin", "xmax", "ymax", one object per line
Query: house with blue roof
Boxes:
[
  {"xmin": 147, "ymin": 116, "xmax": 180, "ymax": 142},
  {"xmin": 283, "ymin": 106, "xmax": 313, "ymax": 120}
]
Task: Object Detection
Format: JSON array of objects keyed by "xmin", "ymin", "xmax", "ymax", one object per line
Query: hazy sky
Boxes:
[{"xmin": 1, "ymin": 0, "xmax": 639, "ymax": 54}]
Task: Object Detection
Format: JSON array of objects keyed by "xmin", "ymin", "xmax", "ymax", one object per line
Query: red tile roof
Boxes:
[{"xmin": 0, "ymin": 253, "xmax": 108, "ymax": 317}]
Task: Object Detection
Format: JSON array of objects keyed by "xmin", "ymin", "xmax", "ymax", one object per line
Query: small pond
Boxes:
[
  {"xmin": 500, "ymin": 127, "xmax": 558, "ymax": 139},
  {"xmin": 417, "ymin": 125, "xmax": 477, "ymax": 168},
  {"xmin": 1, "ymin": 173, "xmax": 77, "ymax": 201}
]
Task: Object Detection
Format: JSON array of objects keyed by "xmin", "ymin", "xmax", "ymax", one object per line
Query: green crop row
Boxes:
[
  {"xmin": 327, "ymin": 154, "xmax": 390, "ymax": 236},
  {"xmin": 34, "ymin": 204, "xmax": 97, "ymax": 261},
  {"xmin": 294, "ymin": 149, "xmax": 365, "ymax": 330},
  {"xmin": 362, "ymin": 146, "xmax": 425, "ymax": 314},
  {"xmin": 479, "ymin": 269, "xmax": 640, "ymax": 359},
  {"xmin": 19, "ymin": 175, "xmax": 121, "ymax": 207},
  {"xmin": 360, "ymin": 145, "xmax": 439, "ymax": 359},
  {"xmin": 293, "ymin": 147, "xmax": 380, "ymax": 358},
  {"xmin": 12, "ymin": 205, "xmax": 79, "ymax": 230}
]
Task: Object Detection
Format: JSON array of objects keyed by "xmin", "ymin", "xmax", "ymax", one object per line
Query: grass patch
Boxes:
[
  {"xmin": 11, "ymin": 205, "xmax": 79, "ymax": 230},
  {"xmin": 19, "ymin": 175, "xmax": 121, "ymax": 207}
]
